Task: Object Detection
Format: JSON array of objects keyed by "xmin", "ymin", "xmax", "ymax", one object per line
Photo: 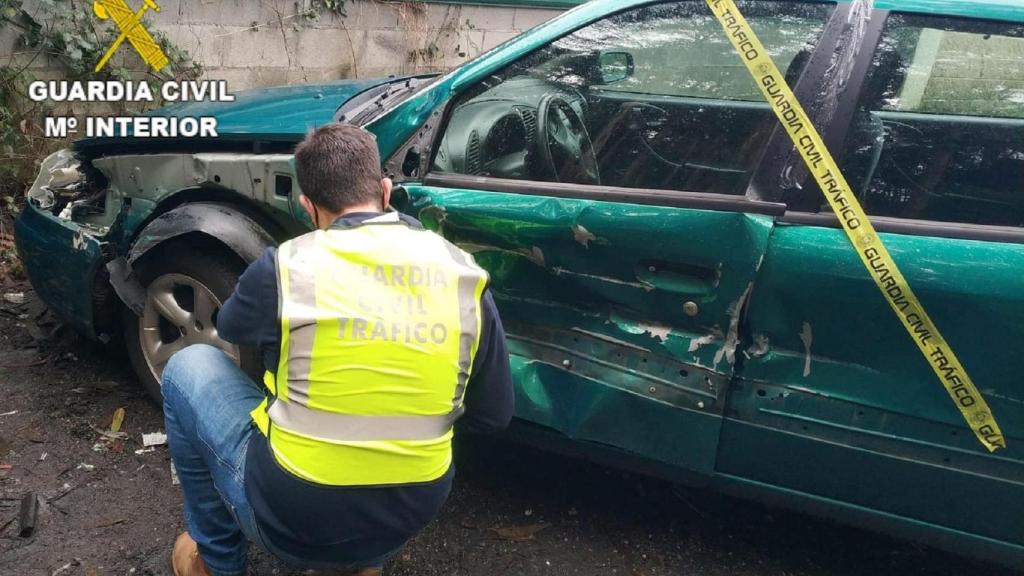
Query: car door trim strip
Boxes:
[
  {"xmin": 422, "ymin": 173, "xmax": 787, "ymax": 216},
  {"xmin": 781, "ymin": 212, "xmax": 1024, "ymax": 246}
]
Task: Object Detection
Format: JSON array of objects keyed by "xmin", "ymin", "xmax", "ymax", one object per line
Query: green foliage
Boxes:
[
  {"xmin": 0, "ymin": 56, "xmax": 51, "ymax": 231},
  {"xmin": 0, "ymin": 0, "xmax": 200, "ymax": 279}
]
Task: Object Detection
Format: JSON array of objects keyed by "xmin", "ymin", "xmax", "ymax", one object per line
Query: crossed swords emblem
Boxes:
[{"xmin": 93, "ymin": 0, "xmax": 169, "ymax": 73}]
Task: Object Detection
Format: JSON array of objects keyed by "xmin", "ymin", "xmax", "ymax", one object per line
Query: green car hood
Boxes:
[{"xmin": 76, "ymin": 77, "xmax": 402, "ymax": 150}]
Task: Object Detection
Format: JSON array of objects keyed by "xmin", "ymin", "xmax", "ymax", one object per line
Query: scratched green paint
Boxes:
[
  {"xmin": 14, "ymin": 205, "xmax": 105, "ymax": 337},
  {"xmin": 405, "ymin": 184, "xmax": 775, "ymax": 474}
]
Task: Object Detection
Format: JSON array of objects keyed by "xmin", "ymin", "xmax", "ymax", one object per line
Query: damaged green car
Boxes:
[{"xmin": 15, "ymin": 0, "xmax": 1024, "ymax": 566}]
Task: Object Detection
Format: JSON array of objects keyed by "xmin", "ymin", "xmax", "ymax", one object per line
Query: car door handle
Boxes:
[{"xmin": 635, "ymin": 261, "xmax": 717, "ymax": 296}]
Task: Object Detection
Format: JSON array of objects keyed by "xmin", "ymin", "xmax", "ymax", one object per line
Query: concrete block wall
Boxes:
[
  {"xmin": 0, "ymin": 0, "xmax": 561, "ymax": 92},
  {"xmin": 916, "ymin": 30, "xmax": 1024, "ymax": 118}
]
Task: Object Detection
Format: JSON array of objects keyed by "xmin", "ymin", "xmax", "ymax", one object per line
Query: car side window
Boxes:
[
  {"xmin": 430, "ymin": 1, "xmax": 833, "ymax": 195},
  {"xmin": 839, "ymin": 14, "xmax": 1024, "ymax": 227}
]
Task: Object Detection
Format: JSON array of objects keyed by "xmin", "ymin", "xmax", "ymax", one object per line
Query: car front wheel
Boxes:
[{"xmin": 123, "ymin": 240, "xmax": 261, "ymax": 402}]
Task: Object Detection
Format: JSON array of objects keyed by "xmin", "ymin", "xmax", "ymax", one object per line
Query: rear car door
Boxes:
[
  {"xmin": 396, "ymin": 0, "xmax": 835, "ymax": 477},
  {"xmin": 725, "ymin": 11, "xmax": 1024, "ymax": 559}
]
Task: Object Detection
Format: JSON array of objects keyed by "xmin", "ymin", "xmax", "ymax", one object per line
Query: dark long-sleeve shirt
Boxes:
[{"xmin": 217, "ymin": 211, "xmax": 513, "ymax": 564}]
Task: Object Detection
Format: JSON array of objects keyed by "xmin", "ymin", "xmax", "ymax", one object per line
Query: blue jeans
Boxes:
[
  {"xmin": 162, "ymin": 344, "xmax": 266, "ymax": 576},
  {"xmin": 162, "ymin": 345, "xmax": 397, "ymax": 575}
]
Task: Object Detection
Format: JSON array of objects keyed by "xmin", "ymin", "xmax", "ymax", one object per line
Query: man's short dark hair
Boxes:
[{"xmin": 294, "ymin": 123, "xmax": 381, "ymax": 212}]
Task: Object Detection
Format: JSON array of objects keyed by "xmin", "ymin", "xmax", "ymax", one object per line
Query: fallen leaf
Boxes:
[
  {"xmin": 109, "ymin": 407, "xmax": 126, "ymax": 433},
  {"xmin": 490, "ymin": 523, "xmax": 548, "ymax": 541},
  {"xmin": 90, "ymin": 426, "xmax": 127, "ymax": 441}
]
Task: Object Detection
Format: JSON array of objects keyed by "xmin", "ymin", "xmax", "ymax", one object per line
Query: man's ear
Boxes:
[
  {"xmin": 299, "ymin": 194, "xmax": 315, "ymax": 221},
  {"xmin": 381, "ymin": 177, "xmax": 393, "ymax": 210}
]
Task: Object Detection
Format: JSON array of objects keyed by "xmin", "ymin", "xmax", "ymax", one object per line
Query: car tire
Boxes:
[{"xmin": 123, "ymin": 238, "xmax": 262, "ymax": 403}]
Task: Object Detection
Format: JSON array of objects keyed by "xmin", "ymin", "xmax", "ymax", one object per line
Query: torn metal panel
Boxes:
[
  {"xmin": 744, "ymin": 334, "xmax": 770, "ymax": 359},
  {"xmin": 689, "ymin": 329, "xmax": 724, "ymax": 354},
  {"xmin": 105, "ymin": 257, "xmax": 146, "ymax": 317},
  {"xmin": 798, "ymin": 322, "xmax": 813, "ymax": 377},
  {"xmin": 713, "ymin": 282, "xmax": 752, "ymax": 369},
  {"xmin": 26, "ymin": 149, "xmax": 80, "ymax": 210},
  {"xmin": 572, "ymin": 225, "xmax": 599, "ymax": 248}
]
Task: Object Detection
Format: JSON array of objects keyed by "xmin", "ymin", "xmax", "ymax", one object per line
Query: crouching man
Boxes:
[{"xmin": 160, "ymin": 123, "xmax": 513, "ymax": 576}]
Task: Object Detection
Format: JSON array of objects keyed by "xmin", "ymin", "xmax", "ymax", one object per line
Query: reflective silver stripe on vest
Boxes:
[
  {"xmin": 441, "ymin": 240, "xmax": 483, "ymax": 409},
  {"xmin": 283, "ymin": 234, "xmax": 318, "ymax": 394},
  {"xmin": 268, "ymin": 400, "xmax": 466, "ymax": 441}
]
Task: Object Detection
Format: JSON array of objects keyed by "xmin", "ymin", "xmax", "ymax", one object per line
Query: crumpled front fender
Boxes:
[
  {"xmin": 128, "ymin": 202, "xmax": 276, "ymax": 265},
  {"xmin": 15, "ymin": 202, "xmax": 106, "ymax": 338},
  {"xmin": 108, "ymin": 202, "xmax": 276, "ymax": 316}
]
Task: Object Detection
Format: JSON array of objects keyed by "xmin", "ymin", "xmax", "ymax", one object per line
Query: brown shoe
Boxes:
[{"xmin": 172, "ymin": 532, "xmax": 211, "ymax": 576}]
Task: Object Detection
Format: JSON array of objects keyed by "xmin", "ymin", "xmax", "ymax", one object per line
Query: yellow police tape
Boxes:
[{"xmin": 705, "ymin": 0, "xmax": 1004, "ymax": 451}]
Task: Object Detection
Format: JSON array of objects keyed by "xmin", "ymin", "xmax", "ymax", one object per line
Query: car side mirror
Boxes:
[{"xmin": 597, "ymin": 51, "xmax": 634, "ymax": 84}]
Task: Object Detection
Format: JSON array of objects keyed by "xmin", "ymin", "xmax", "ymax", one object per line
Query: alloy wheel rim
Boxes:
[{"xmin": 138, "ymin": 273, "xmax": 239, "ymax": 384}]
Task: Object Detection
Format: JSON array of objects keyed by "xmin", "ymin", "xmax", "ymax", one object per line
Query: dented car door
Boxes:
[
  {"xmin": 404, "ymin": 180, "xmax": 778, "ymax": 475},
  {"xmin": 396, "ymin": 0, "xmax": 835, "ymax": 475}
]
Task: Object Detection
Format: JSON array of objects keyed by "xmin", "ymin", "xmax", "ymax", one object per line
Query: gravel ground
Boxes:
[{"xmin": 0, "ymin": 283, "xmax": 1019, "ymax": 576}]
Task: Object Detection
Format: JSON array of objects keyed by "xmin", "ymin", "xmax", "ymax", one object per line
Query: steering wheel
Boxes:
[{"xmin": 535, "ymin": 93, "xmax": 600, "ymax": 185}]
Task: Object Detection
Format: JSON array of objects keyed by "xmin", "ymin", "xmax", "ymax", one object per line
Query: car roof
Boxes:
[
  {"xmin": 563, "ymin": 0, "xmax": 1024, "ymax": 24},
  {"xmin": 873, "ymin": 0, "xmax": 1024, "ymax": 22},
  {"xmin": 445, "ymin": 0, "xmax": 1024, "ymax": 95}
]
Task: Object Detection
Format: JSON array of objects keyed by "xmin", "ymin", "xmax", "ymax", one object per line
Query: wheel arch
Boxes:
[
  {"xmin": 127, "ymin": 200, "xmax": 277, "ymax": 267},
  {"xmin": 106, "ymin": 198, "xmax": 279, "ymax": 318},
  {"xmin": 127, "ymin": 185, "xmax": 304, "ymax": 245},
  {"xmin": 120, "ymin": 232, "xmax": 263, "ymax": 402}
]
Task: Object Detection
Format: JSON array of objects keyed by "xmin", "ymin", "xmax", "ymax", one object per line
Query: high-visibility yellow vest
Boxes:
[{"xmin": 250, "ymin": 212, "xmax": 489, "ymax": 486}]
